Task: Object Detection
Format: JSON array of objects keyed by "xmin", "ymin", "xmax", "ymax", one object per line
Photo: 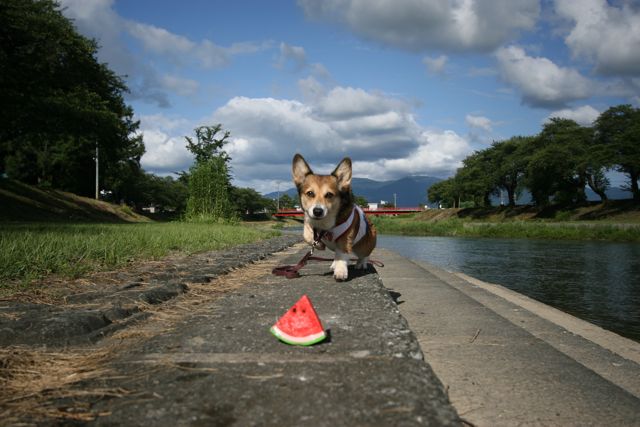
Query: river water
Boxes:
[{"xmin": 377, "ymin": 235, "xmax": 640, "ymax": 342}]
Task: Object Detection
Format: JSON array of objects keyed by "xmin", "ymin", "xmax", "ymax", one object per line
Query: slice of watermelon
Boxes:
[{"xmin": 270, "ymin": 294, "xmax": 326, "ymax": 346}]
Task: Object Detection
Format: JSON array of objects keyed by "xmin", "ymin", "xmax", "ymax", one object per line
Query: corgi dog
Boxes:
[{"xmin": 292, "ymin": 154, "xmax": 377, "ymax": 281}]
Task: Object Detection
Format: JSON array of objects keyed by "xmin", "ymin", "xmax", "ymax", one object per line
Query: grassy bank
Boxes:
[
  {"xmin": 0, "ymin": 178, "xmax": 151, "ymax": 222},
  {"xmin": 0, "ymin": 222, "xmax": 279, "ymax": 288},
  {"xmin": 371, "ymin": 215, "xmax": 640, "ymax": 242}
]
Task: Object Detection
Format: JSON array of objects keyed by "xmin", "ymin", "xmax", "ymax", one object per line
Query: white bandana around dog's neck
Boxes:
[{"xmin": 321, "ymin": 205, "xmax": 367, "ymax": 245}]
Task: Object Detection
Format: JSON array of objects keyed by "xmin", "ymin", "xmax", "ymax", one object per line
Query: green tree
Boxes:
[
  {"xmin": 573, "ymin": 125, "xmax": 610, "ymax": 202},
  {"xmin": 185, "ymin": 124, "xmax": 231, "ymax": 164},
  {"xmin": 595, "ymin": 105, "xmax": 640, "ymax": 201},
  {"xmin": 491, "ymin": 136, "xmax": 532, "ymax": 206},
  {"xmin": 231, "ymin": 187, "xmax": 273, "ymax": 216},
  {"xmin": 185, "ymin": 157, "xmax": 234, "ymax": 221},
  {"xmin": 354, "ymin": 195, "xmax": 369, "ymax": 208},
  {"xmin": 184, "ymin": 125, "xmax": 234, "ymax": 221},
  {"xmin": 428, "ymin": 177, "xmax": 462, "ymax": 208},
  {"xmin": 278, "ymin": 194, "xmax": 297, "ymax": 209},
  {"xmin": 456, "ymin": 150, "xmax": 497, "ymax": 207},
  {"xmin": 524, "ymin": 119, "xmax": 589, "ymax": 205},
  {"xmin": 0, "ymin": 0, "xmax": 143, "ymax": 196},
  {"xmin": 138, "ymin": 173, "xmax": 188, "ymax": 212}
]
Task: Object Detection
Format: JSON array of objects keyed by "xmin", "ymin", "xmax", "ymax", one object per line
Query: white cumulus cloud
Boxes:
[
  {"xmin": 555, "ymin": 0, "xmax": 640, "ymax": 76},
  {"xmin": 465, "ymin": 114, "xmax": 493, "ymax": 132},
  {"xmin": 545, "ymin": 105, "xmax": 600, "ymax": 126},
  {"xmin": 140, "ymin": 129, "xmax": 193, "ymax": 175},
  {"xmin": 137, "ymin": 114, "xmax": 195, "ymax": 174},
  {"xmin": 298, "ymin": 0, "xmax": 540, "ymax": 52},
  {"xmin": 495, "ymin": 45, "xmax": 593, "ymax": 108},
  {"xmin": 206, "ymin": 85, "xmax": 471, "ymax": 188},
  {"xmin": 354, "ymin": 130, "xmax": 471, "ymax": 181},
  {"xmin": 136, "ymin": 85, "xmax": 472, "ymax": 188}
]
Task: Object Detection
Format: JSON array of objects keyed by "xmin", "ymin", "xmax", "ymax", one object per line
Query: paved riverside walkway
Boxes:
[
  {"xmin": 375, "ymin": 248, "xmax": 640, "ymax": 426},
  {"xmin": 84, "ymin": 244, "xmax": 459, "ymax": 426},
  {"xmin": 1, "ymin": 240, "xmax": 460, "ymax": 425}
]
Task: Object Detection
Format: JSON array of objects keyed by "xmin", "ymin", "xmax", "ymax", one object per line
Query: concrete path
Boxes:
[
  {"xmin": 5, "ymin": 243, "xmax": 459, "ymax": 426},
  {"xmin": 375, "ymin": 248, "xmax": 640, "ymax": 426}
]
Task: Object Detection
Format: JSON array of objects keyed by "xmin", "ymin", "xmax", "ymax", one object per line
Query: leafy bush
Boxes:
[{"xmin": 185, "ymin": 157, "xmax": 235, "ymax": 222}]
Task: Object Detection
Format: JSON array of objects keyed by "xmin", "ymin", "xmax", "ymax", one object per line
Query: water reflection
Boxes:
[{"xmin": 378, "ymin": 235, "xmax": 640, "ymax": 342}]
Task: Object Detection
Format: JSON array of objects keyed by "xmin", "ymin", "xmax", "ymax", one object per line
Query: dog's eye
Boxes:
[
  {"xmin": 325, "ymin": 192, "xmax": 334, "ymax": 199},
  {"xmin": 306, "ymin": 191, "xmax": 315, "ymax": 198}
]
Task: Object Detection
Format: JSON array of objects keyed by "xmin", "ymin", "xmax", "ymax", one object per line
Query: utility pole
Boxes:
[
  {"xmin": 393, "ymin": 193, "xmax": 397, "ymax": 208},
  {"xmin": 95, "ymin": 144, "xmax": 99, "ymax": 200},
  {"xmin": 276, "ymin": 181, "xmax": 280, "ymax": 211}
]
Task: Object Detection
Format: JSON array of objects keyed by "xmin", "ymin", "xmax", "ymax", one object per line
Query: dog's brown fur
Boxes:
[{"xmin": 292, "ymin": 154, "xmax": 377, "ymax": 280}]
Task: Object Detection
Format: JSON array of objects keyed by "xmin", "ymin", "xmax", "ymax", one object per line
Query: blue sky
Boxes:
[{"xmin": 60, "ymin": 0, "xmax": 640, "ymax": 192}]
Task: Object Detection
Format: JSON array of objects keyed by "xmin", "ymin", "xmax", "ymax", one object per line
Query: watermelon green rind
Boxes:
[{"xmin": 270, "ymin": 325, "xmax": 326, "ymax": 346}]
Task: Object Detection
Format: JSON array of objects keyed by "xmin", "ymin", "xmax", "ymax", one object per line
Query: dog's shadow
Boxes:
[{"xmin": 320, "ymin": 264, "xmax": 378, "ymax": 282}]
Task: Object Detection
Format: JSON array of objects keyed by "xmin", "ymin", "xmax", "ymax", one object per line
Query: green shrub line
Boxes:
[
  {"xmin": 370, "ymin": 216, "xmax": 640, "ymax": 242},
  {"xmin": 0, "ymin": 222, "xmax": 278, "ymax": 287}
]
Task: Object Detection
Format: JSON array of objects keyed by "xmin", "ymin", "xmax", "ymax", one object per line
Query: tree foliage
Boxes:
[
  {"xmin": 428, "ymin": 177, "xmax": 461, "ymax": 208},
  {"xmin": 184, "ymin": 125, "xmax": 235, "ymax": 222},
  {"xmin": 524, "ymin": 119, "xmax": 589, "ymax": 205},
  {"xmin": 354, "ymin": 195, "xmax": 369, "ymax": 208},
  {"xmin": 231, "ymin": 187, "xmax": 274, "ymax": 217},
  {"xmin": 185, "ymin": 125, "xmax": 231, "ymax": 164},
  {"xmin": 595, "ymin": 105, "xmax": 640, "ymax": 201},
  {"xmin": 0, "ymin": 0, "xmax": 144, "ymax": 197},
  {"xmin": 491, "ymin": 136, "xmax": 531, "ymax": 206},
  {"xmin": 99, "ymin": 172, "xmax": 187, "ymax": 212},
  {"xmin": 431, "ymin": 106, "xmax": 639, "ymax": 207},
  {"xmin": 277, "ymin": 194, "xmax": 297, "ymax": 209},
  {"xmin": 185, "ymin": 156, "xmax": 234, "ymax": 221}
]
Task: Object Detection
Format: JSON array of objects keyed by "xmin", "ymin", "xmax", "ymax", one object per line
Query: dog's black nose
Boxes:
[{"xmin": 312, "ymin": 207, "xmax": 324, "ymax": 218}]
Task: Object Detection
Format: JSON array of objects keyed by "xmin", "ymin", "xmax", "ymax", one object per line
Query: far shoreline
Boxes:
[{"xmin": 369, "ymin": 202, "xmax": 640, "ymax": 242}]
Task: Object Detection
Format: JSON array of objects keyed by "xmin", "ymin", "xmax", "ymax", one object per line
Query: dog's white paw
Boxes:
[
  {"xmin": 333, "ymin": 260, "xmax": 348, "ymax": 281},
  {"xmin": 330, "ymin": 260, "xmax": 336, "ymax": 271}
]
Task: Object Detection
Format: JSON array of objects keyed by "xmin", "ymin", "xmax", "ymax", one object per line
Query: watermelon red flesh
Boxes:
[{"xmin": 270, "ymin": 294, "xmax": 326, "ymax": 346}]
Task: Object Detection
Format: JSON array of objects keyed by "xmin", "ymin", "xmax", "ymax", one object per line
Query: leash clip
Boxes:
[{"xmin": 311, "ymin": 229, "xmax": 327, "ymax": 255}]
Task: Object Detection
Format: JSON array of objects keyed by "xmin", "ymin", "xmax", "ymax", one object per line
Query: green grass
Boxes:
[
  {"xmin": 0, "ymin": 222, "xmax": 279, "ymax": 287},
  {"xmin": 371, "ymin": 216, "xmax": 640, "ymax": 242}
]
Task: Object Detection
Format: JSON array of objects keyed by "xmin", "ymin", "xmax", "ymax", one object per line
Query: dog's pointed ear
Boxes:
[
  {"xmin": 332, "ymin": 157, "xmax": 352, "ymax": 191},
  {"xmin": 292, "ymin": 154, "xmax": 313, "ymax": 187}
]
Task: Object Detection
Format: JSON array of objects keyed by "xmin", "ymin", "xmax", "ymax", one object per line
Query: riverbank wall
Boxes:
[{"xmin": 376, "ymin": 248, "xmax": 640, "ymax": 426}]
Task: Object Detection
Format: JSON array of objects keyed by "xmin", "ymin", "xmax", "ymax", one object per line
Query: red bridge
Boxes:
[{"xmin": 274, "ymin": 207, "xmax": 423, "ymax": 218}]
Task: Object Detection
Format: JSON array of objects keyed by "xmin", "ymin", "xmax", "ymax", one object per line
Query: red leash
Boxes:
[{"xmin": 272, "ymin": 232, "xmax": 384, "ymax": 279}]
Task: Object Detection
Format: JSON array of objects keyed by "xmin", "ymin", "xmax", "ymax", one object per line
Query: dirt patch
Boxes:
[{"xmin": 0, "ymin": 347, "xmax": 119, "ymax": 422}]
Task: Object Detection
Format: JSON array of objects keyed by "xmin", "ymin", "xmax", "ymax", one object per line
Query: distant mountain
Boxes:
[
  {"xmin": 263, "ymin": 175, "xmax": 442, "ymax": 207},
  {"xmin": 352, "ymin": 176, "xmax": 441, "ymax": 207}
]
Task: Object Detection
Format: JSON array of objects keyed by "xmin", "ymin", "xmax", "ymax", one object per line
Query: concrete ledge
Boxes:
[
  {"xmin": 441, "ymin": 269, "xmax": 640, "ymax": 400},
  {"xmin": 453, "ymin": 271, "xmax": 640, "ymax": 366},
  {"xmin": 375, "ymin": 248, "xmax": 640, "ymax": 426},
  {"xmin": 62, "ymin": 244, "xmax": 461, "ymax": 426}
]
